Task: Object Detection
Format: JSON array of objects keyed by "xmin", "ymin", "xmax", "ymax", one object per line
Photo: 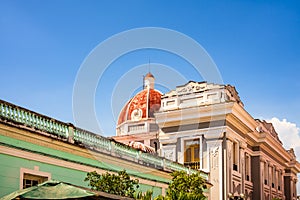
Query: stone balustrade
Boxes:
[{"xmin": 0, "ymin": 100, "xmax": 68, "ymax": 138}]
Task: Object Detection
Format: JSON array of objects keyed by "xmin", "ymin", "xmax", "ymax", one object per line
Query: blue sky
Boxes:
[{"xmin": 1, "ymin": 1, "xmax": 300, "ymax": 140}]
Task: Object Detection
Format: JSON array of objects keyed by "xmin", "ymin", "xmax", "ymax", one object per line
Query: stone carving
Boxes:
[
  {"xmin": 164, "ymin": 148, "xmax": 175, "ymax": 161},
  {"xmin": 176, "ymin": 82, "xmax": 206, "ymax": 96},
  {"xmin": 211, "ymin": 146, "xmax": 219, "ymax": 169}
]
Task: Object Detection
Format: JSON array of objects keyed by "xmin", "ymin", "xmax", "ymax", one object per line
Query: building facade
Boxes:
[
  {"xmin": 115, "ymin": 74, "xmax": 300, "ymax": 200},
  {"xmin": 0, "ymin": 99, "xmax": 209, "ymax": 198},
  {"xmin": 156, "ymin": 81, "xmax": 300, "ymax": 200}
]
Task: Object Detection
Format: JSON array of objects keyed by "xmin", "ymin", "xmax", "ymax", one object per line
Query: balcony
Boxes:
[{"xmin": 184, "ymin": 161, "xmax": 200, "ymax": 170}]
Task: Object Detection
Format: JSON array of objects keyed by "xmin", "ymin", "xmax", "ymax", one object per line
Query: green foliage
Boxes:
[
  {"xmin": 84, "ymin": 170, "xmax": 139, "ymax": 198},
  {"xmin": 85, "ymin": 170, "xmax": 206, "ymax": 200},
  {"xmin": 155, "ymin": 171, "xmax": 207, "ymax": 200},
  {"xmin": 135, "ymin": 190, "xmax": 153, "ymax": 200}
]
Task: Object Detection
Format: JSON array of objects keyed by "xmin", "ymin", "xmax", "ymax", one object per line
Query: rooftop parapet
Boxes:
[{"xmin": 160, "ymin": 81, "xmax": 243, "ymax": 112}]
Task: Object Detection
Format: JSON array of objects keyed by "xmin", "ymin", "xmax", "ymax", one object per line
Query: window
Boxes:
[
  {"xmin": 264, "ymin": 162, "xmax": 268, "ymax": 185},
  {"xmin": 23, "ymin": 173, "xmax": 48, "ymax": 189},
  {"xmin": 185, "ymin": 148, "xmax": 192, "ymax": 162},
  {"xmin": 245, "ymin": 154, "xmax": 251, "ymax": 181},
  {"xmin": 150, "ymin": 139, "xmax": 159, "ymax": 152},
  {"xmin": 271, "ymin": 166, "xmax": 276, "ymax": 189},
  {"xmin": 232, "ymin": 142, "xmax": 238, "ymax": 171},
  {"xmin": 20, "ymin": 166, "xmax": 51, "ymax": 189},
  {"xmin": 269, "ymin": 165, "xmax": 273, "ymax": 187},
  {"xmin": 270, "ymin": 166, "xmax": 274, "ymax": 188},
  {"xmin": 278, "ymin": 170, "xmax": 282, "ymax": 190},
  {"xmin": 194, "ymin": 146, "xmax": 199, "ymax": 159},
  {"xmin": 184, "ymin": 139, "xmax": 200, "ymax": 163}
]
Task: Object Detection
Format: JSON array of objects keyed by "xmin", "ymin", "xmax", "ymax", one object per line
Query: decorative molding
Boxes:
[
  {"xmin": 162, "ymin": 145, "xmax": 176, "ymax": 162},
  {"xmin": 211, "ymin": 147, "xmax": 219, "ymax": 169},
  {"xmin": 20, "ymin": 166, "xmax": 51, "ymax": 189},
  {"xmin": 1, "ymin": 145, "xmax": 169, "ymax": 188}
]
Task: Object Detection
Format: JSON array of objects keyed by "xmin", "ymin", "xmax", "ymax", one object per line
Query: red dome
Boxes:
[{"xmin": 117, "ymin": 89, "xmax": 162, "ymax": 125}]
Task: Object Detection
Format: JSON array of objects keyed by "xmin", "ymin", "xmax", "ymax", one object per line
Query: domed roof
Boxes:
[{"xmin": 117, "ymin": 88, "xmax": 162, "ymax": 125}]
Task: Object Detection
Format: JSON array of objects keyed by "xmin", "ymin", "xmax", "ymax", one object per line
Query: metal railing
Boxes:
[{"xmin": 184, "ymin": 161, "xmax": 201, "ymax": 170}]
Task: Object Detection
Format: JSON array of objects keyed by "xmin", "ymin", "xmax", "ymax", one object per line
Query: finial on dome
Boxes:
[
  {"xmin": 145, "ymin": 72, "xmax": 154, "ymax": 78},
  {"xmin": 144, "ymin": 60, "xmax": 155, "ymax": 89},
  {"xmin": 144, "ymin": 72, "xmax": 155, "ymax": 89}
]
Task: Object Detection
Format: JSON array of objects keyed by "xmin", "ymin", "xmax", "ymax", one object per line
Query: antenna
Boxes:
[{"xmin": 148, "ymin": 58, "xmax": 151, "ymax": 73}]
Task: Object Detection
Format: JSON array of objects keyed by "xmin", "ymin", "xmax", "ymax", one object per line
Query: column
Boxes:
[
  {"xmin": 199, "ymin": 136, "xmax": 203, "ymax": 169},
  {"xmin": 240, "ymin": 146, "xmax": 245, "ymax": 194},
  {"xmin": 227, "ymin": 140, "xmax": 233, "ymax": 194}
]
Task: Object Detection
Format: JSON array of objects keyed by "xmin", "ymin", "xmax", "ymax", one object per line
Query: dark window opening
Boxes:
[
  {"xmin": 246, "ymin": 175, "xmax": 250, "ymax": 181},
  {"xmin": 23, "ymin": 173, "xmax": 48, "ymax": 189},
  {"xmin": 154, "ymin": 142, "xmax": 158, "ymax": 152},
  {"xmin": 233, "ymin": 164, "xmax": 238, "ymax": 171}
]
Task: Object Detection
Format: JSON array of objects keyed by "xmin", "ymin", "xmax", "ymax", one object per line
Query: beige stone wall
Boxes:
[{"xmin": 155, "ymin": 82, "xmax": 300, "ymax": 200}]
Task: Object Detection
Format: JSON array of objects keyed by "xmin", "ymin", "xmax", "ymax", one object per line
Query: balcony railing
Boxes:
[
  {"xmin": 0, "ymin": 99, "xmax": 208, "ymax": 180},
  {"xmin": 184, "ymin": 161, "xmax": 200, "ymax": 170}
]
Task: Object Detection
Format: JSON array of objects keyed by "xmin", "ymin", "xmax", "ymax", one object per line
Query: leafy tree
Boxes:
[
  {"xmin": 155, "ymin": 171, "xmax": 207, "ymax": 200},
  {"xmin": 135, "ymin": 190, "xmax": 153, "ymax": 200},
  {"xmin": 84, "ymin": 170, "xmax": 139, "ymax": 198}
]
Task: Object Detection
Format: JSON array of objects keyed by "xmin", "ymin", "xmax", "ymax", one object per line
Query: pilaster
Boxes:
[{"xmin": 207, "ymin": 139, "xmax": 223, "ymax": 200}]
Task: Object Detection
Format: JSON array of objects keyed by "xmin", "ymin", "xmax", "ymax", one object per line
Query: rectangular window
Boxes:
[
  {"xmin": 264, "ymin": 162, "xmax": 268, "ymax": 185},
  {"xmin": 232, "ymin": 142, "xmax": 238, "ymax": 171},
  {"xmin": 269, "ymin": 166, "xmax": 272, "ymax": 187},
  {"xmin": 185, "ymin": 148, "xmax": 191, "ymax": 162},
  {"xmin": 150, "ymin": 139, "xmax": 159, "ymax": 152},
  {"xmin": 194, "ymin": 146, "xmax": 199, "ymax": 160},
  {"xmin": 278, "ymin": 170, "xmax": 281, "ymax": 190},
  {"xmin": 184, "ymin": 139, "xmax": 200, "ymax": 169},
  {"xmin": 245, "ymin": 154, "xmax": 251, "ymax": 181},
  {"xmin": 271, "ymin": 167, "xmax": 276, "ymax": 188},
  {"xmin": 23, "ymin": 173, "xmax": 48, "ymax": 189}
]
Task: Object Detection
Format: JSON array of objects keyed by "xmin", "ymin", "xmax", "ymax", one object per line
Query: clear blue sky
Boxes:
[{"xmin": 1, "ymin": 0, "xmax": 300, "ymax": 137}]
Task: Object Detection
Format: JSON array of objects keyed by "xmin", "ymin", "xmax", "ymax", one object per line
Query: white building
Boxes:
[{"xmin": 115, "ymin": 73, "xmax": 300, "ymax": 200}]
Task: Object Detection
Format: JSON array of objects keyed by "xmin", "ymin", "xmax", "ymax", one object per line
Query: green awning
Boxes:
[{"xmin": 1, "ymin": 180, "xmax": 95, "ymax": 199}]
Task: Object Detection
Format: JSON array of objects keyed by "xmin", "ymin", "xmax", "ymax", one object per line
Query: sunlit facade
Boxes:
[{"xmin": 115, "ymin": 74, "xmax": 300, "ymax": 200}]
